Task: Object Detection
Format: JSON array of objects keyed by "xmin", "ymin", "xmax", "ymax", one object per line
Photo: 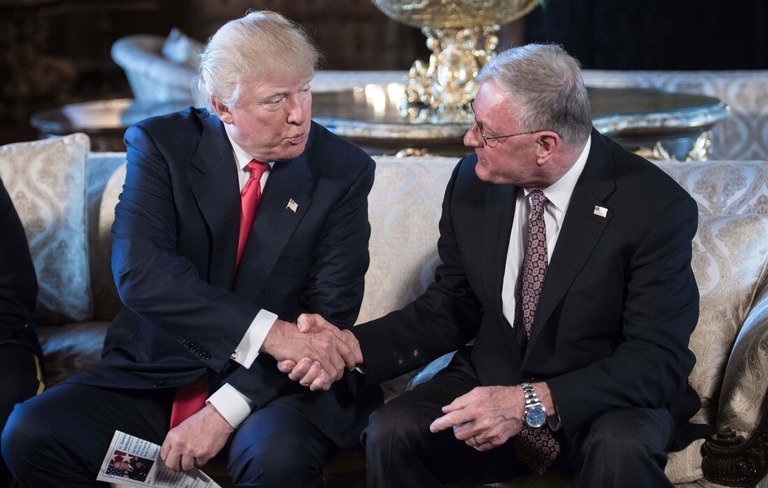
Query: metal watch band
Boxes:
[{"xmin": 521, "ymin": 382, "xmax": 542, "ymax": 408}]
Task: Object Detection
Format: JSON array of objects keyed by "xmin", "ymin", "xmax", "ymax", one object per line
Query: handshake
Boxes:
[{"xmin": 262, "ymin": 314, "xmax": 362, "ymax": 391}]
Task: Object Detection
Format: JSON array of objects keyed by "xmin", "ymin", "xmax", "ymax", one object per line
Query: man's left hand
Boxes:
[
  {"xmin": 160, "ymin": 404, "xmax": 234, "ymax": 471},
  {"xmin": 429, "ymin": 386, "xmax": 524, "ymax": 452}
]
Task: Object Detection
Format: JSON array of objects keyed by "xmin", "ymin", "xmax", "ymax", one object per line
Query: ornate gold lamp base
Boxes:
[
  {"xmin": 370, "ymin": 0, "xmax": 540, "ymax": 117},
  {"xmin": 404, "ymin": 25, "xmax": 498, "ymax": 119}
]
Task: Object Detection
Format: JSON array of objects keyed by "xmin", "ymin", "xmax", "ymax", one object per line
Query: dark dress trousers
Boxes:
[{"xmin": 353, "ymin": 129, "xmax": 704, "ymax": 483}]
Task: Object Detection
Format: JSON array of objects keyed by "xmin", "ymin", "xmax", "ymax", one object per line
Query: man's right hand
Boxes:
[
  {"xmin": 275, "ymin": 313, "xmax": 363, "ymax": 390},
  {"xmin": 261, "ymin": 314, "xmax": 361, "ymax": 391}
]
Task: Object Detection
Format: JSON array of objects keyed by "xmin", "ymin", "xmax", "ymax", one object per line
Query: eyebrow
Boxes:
[{"xmin": 257, "ymin": 81, "xmax": 312, "ymax": 104}]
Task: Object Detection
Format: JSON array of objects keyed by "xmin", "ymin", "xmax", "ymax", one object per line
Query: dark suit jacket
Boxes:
[
  {"xmin": 354, "ymin": 129, "xmax": 703, "ymax": 448},
  {"xmin": 69, "ymin": 109, "xmax": 377, "ymax": 447},
  {"xmin": 0, "ymin": 177, "xmax": 40, "ymax": 356}
]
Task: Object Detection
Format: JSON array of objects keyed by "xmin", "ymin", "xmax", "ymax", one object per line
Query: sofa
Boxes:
[{"xmin": 0, "ymin": 133, "xmax": 766, "ymax": 488}]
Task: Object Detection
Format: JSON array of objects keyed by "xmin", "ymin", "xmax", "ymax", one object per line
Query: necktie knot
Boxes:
[
  {"xmin": 244, "ymin": 159, "xmax": 269, "ymax": 193},
  {"xmin": 529, "ymin": 189, "xmax": 547, "ymax": 217}
]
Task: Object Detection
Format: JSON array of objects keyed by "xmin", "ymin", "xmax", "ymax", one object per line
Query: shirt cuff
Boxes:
[
  {"xmin": 230, "ymin": 309, "xmax": 277, "ymax": 368},
  {"xmin": 207, "ymin": 383, "xmax": 253, "ymax": 429},
  {"xmin": 547, "ymin": 414, "xmax": 562, "ymax": 432}
]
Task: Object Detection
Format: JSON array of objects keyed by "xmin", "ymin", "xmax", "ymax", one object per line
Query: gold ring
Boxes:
[{"xmin": 473, "ymin": 435, "xmax": 481, "ymax": 445}]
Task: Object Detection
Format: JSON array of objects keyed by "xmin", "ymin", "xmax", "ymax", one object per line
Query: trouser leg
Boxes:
[
  {"xmin": 2, "ymin": 383, "xmax": 172, "ymax": 488},
  {"xmin": 227, "ymin": 404, "xmax": 333, "ymax": 488},
  {"xmin": 569, "ymin": 406, "xmax": 675, "ymax": 488},
  {"xmin": 363, "ymin": 369, "xmax": 528, "ymax": 488},
  {"xmin": 0, "ymin": 345, "xmax": 40, "ymax": 486}
]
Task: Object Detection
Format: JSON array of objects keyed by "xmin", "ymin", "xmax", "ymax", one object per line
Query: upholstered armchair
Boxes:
[{"xmin": 110, "ymin": 30, "xmax": 203, "ymax": 106}]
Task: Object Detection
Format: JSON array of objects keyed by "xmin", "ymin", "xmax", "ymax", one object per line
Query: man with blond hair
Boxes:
[{"xmin": 3, "ymin": 11, "xmax": 377, "ymax": 487}]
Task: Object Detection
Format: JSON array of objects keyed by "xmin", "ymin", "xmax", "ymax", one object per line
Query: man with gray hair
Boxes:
[
  {"xmin": 3, "ymin": 11, "xmax": 378, "ymax": 487},
  {"xmin": 292, "ymin": 43, "xmax": 706, "ymax": 487}
]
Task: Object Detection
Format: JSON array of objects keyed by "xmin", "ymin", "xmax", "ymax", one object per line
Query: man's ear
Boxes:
[
  {"xmin": 211, "ymin": 98, "xmax": 233, "ymax": 124},
  {"xmin": 535, "ymin": 132, "xmax": 559, "ymax": 163}
]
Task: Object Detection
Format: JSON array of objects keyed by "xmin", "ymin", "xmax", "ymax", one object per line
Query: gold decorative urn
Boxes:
[{"xmin": 370, "ymin": 0, "xmax": 540, "ymax": 118}]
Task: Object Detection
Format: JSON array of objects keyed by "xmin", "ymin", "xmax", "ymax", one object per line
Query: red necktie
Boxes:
[
  {"xmin": 511, "ymin": 190, "xmax": 561, "ymax": 474},
  {"xmin": 236, "ymin": 159, "xmax": 270, "ymax": 266},
  {"xmin": 169, "ymin": 159, "xmax": 269, "ymax": 429}
]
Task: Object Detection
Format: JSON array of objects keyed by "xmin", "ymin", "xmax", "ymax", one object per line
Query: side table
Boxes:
[
  {"xmin": 312, "ymin": 85, "xmax": 730, "ymax": 160},
  {"xmin": 30, "ymin": 98, "xmax": 192, "ymax": 151}
]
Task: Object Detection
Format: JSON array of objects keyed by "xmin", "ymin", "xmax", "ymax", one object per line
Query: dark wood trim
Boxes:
[{"xmin": 702, "ymin": 405, "xmax": 768, "ymax": 487}]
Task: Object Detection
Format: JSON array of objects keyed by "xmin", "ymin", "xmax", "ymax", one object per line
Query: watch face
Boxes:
[{"xmin": 525, "ymin": 406, "xmax": 547, "ymax": 428}]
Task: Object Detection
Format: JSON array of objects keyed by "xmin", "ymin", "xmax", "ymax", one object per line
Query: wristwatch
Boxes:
[{"xmin": 521, "ymin": 382, "xmax": 547, "ymax": 429}]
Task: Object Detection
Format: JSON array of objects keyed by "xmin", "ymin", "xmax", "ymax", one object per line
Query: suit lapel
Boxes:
[
  {"xmin": 189, "ymin": 114, "xmax": 240, "ymax": 289},
  {"xmin": 231, "ymin": 153, "xmax": 313, "ymax": 300},
  {"xmin": 524, "ymin": 133, "xmax": 616, "ymax": 362}
]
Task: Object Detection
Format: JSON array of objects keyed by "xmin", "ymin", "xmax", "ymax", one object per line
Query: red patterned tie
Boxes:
[
  {"xmin": 512, "ymin": 190, "xmax": 561, "ymax": 474},
  {"xmin": 169, "ymin": 159, "xmax": 269, "ymax": 429}
]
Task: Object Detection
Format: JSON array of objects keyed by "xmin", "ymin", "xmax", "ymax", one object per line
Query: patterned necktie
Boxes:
[
  {"xmin": 512, "ymin": 190, "xmax": 561, "ymax": 474},
  {"xmin": 169, "ymin": 159, "xmax": 269, "ymax": 429}
]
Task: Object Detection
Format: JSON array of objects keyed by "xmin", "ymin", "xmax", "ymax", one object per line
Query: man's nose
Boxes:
[{"xmin": 464, "ymin": 121, "xmax": 483, "ymax": 148}]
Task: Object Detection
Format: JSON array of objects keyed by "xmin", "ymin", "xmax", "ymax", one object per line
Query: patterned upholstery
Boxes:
[{"xmin": 0, "ymin": 133, "xmax": 92, "ymax": 324}]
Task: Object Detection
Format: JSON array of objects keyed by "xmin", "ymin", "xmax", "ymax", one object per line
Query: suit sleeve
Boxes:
[
  {"xmin": 0, "ymin": 177, "xmax": 38, "ymax": 343},
  {"xmin": 290, "ymin": 155, "xmax": 374, "ymax": 328},
  {"xmin": 546, "ymin": 192, "xmax": 700, "ymax": 440},
  {"xmin": 353, "ymin": 158, "xmax": 483, "ymax": 386}
]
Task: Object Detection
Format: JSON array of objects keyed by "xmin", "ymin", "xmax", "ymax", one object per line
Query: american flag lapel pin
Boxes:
[
  {"xmin": 286, "ymin": 198, "xmax": 299, "ymax": 213},
  {"xmin": 593, "ymin": 205, "xmax": 608, "ymax": 218}
]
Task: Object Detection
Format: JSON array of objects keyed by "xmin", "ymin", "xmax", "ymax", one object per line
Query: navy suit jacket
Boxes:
[
  {"xmin": 354, "ymin": 130, "xmax": 704, "ymax": 448},
  {"xmin": 70, "ymin": 108, "xmax": 377, "ymax": 446}
]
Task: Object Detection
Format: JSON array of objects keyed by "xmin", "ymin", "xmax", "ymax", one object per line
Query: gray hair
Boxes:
[
  {"xmin": 476, "ymin": 44, "xmax": 592, "ymax": 144},
  {"xmin": 198, "ymin": 10, "xmax": 320, "ymax": 109}
]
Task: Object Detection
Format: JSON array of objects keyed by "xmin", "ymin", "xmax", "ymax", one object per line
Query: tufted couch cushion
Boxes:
[{"xmin": 0, "ymin": 133, "xmax": 92, "ymax": 324}]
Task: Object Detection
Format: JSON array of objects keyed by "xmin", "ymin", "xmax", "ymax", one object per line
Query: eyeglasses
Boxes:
[{"xmin": 469, "ymin": 100, "xmax": 548, "ymax": 148}]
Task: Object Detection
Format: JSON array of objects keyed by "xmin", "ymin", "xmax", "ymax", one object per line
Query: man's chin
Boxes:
[
  {"xmin": 274, "ymin": 142, "xmax": 307, "ymax": 161},
  {"xmin": 474, "ymin": 163, "xmax": 494, "ymax": 183}
]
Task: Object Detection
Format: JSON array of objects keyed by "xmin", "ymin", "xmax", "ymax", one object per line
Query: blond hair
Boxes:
[{"xmin": 199, "ymin": 10, "xmax": 320, "ymax": 109}]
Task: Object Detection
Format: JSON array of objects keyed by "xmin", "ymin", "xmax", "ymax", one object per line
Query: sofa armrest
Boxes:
[{"xmin": 702, "ymin": 280, "xmax": 768, "ymax": 486}]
